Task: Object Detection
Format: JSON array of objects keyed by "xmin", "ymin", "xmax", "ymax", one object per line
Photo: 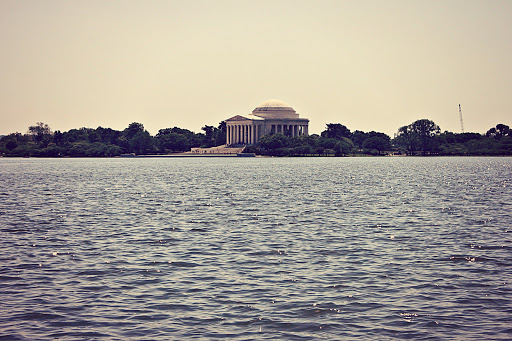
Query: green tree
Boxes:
[
  {"xmin": 6, "ymin": 140, "xmax": 17, "ymax": 150},
  {"xmin": 155, "ymin": 127, "xmax": 202, "ymax": 152},
  {"xmin": 215, "ymin": 121, "xmax": 227, "ymax": 146},
  {"xmin": 319, "ymin": 137, "xmax": 354, "ymax": 156},
  {"xmin": 122, "ymin": 122, "xmax": 154, "ymax": 154},
  {"xmin": 27, "ymin": 122, "xmax": 53, "ymax": 148},
  {"xmin": 27, "ymin": 122, "xmax": 52, "ymax": 142},
  {"xmin": 394, "ymin": 125, "xmax": 415, "ymax": 155},
  {"xmin": 95, "ymin": 127, "xmax": 121, "ymax": 145},
  {"xmin": 486, "ymin": 124, "xmax": 510, "ymax": 140},
  {"xmin": 498, "ymin": 136, "xmax": 512, "ymax": 154},
  {"xmin": 351, "ymin": 130, "xmax": 367, "ymax": 149},
  {"xmin": 259, "ymin": 133, "xmax": 291, "ymax": 150},
  {"xmin": 395, "ymin": 119, "xmax": 440, "ymax": 155},
  {"xmin": 129, "ymin": 131, "xmax": 154, "ymax": 154},
  {"xmin": 363, "ymin": 136, "xmax": 390, "ymax": 155},
  {"xmin": 412, "ymin": 119, "xmax": 440, "ymax": 154},
  {"xmin": 321, "ymin": 123, "xmax": 351, "ymax": 140},
  {"xmin": 123, "ymin": 122, "xmax": 145, "ymax": 140},
  {"xmin": 291, "ymin": 145, "xmax": 314, "ymax": 156},
  {"xmin": 201, "ymin": 125, "xmax": 216, "ymax": 147},
  {"xmin": 53, "ymin": 130, "xmax": 63, "ymax": 146}
]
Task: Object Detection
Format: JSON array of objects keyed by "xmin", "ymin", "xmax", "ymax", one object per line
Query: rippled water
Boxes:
[{"xmin": 1, "ymin": 157, "xmax": 511, "ymax": 340}]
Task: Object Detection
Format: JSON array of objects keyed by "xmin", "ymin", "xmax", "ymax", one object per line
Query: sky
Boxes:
[{"xmin": 1, "ymin": 0, "xmax": 511, "ymax": 137}]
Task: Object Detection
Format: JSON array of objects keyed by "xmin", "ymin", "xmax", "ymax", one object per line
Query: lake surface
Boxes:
[{"xmin": 1, "ymin": 157, "xmax": 511, "ymax": 340}]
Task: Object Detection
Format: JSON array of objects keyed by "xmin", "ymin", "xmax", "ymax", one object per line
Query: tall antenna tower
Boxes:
[{"xmin": 458, "ymin": 104, "xmax": 464, "ymax": 133}]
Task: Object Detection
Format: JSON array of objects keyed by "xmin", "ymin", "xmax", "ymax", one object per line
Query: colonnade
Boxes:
[
  {"xmin": 270, "ymin": 124, "xmax": 309, "ymax": 137},
  {"xmin": 226, "ymin": 123, "xmax": 309, "ymax": 145},
  {"xmin": 227, "ymin": 124, "xmax": 262, "ymax": 145}
]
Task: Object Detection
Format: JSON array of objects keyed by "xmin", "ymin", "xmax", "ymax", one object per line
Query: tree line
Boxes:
[
  {"xmin": 394, "ymin": 120, "xmax": 512, "ymax": 156},
  {"xmin": 0, "ymin": 122, "xmax": 226, "ymax": 157},
  {"xmin": 246, "ymin": 120, "xmax": 512, "ymax": 156},
  {"xmin": 0, "ymin": 119, "xmax": 511, "ymax": 157}
]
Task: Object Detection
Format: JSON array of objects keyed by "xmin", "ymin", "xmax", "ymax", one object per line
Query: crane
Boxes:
[{"xmin": 458, "ymin": 104, "xmax": 464, "ymax": 133}]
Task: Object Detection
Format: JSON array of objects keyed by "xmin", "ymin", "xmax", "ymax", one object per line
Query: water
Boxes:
[{"xmin": 1, "ymin": 157, "xmax": 511, "ymax": 340}]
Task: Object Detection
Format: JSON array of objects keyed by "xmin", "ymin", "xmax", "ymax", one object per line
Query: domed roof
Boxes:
[
  {"xmin": 255, "ymin": 99, "xmax": 293, "ymax": 109},
  {"xmin": 252, "ymin": 99, "xmax": 298, "ymax": 119}
]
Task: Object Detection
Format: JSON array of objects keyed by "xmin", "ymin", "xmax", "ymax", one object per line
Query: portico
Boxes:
[{"xmin": 226, "ymin": 99, "xmax": 309, "ymax": 145}]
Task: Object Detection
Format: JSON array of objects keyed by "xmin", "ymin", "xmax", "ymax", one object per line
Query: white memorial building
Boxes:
[{"xmin": 226, "ymin": 99, "xmax": 309, "ymax": 146}]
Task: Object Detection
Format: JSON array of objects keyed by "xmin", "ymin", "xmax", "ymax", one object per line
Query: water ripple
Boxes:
[{"xmin": 0, "ymin": 157, "xmax": 511, "ymax": 340}]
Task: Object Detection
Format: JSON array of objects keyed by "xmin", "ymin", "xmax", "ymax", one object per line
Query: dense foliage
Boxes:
[
  {"xmin": 249, "ymin": 121, "xmax": 511, "ymax": 156},
  {"xmin": 393, "ymin": 120, "xmax": 512, "ymax": 156},
  {"xmin": 1, "ymin": 120, "xmax": 511, "ymax": 157},
  {"xmin": 0, "ymin": 122, "xmax": 226, "ymax": 157}
]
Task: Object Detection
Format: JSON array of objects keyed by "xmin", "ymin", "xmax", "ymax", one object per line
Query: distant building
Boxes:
[{"xmin": 226, "ymin": 99, "xmax": 309, "ymax": 146}]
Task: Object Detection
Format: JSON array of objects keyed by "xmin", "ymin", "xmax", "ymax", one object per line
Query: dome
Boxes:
[
  {"xmin": 256, "ymin": 99, "xmax": 293, "ymax": 109},
  {"xmin": 252, "ymin": 99, "xmax": 298, "ymax": 119}
]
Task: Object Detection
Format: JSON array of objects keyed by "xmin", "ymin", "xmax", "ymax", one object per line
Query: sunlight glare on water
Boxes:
[{"xmin": 0, "ymin": 157, "xmax": 511, "ymax": 340}]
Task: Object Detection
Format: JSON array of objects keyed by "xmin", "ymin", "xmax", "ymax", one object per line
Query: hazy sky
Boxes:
[{"xmin": 1, "ymin": 0, "xmax": 511, "ymax": 137}]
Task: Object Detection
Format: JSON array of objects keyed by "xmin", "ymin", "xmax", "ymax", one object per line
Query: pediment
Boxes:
[{"xmin": 226, "ymin": 115, "xmax": 250, "ymax": 121}]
